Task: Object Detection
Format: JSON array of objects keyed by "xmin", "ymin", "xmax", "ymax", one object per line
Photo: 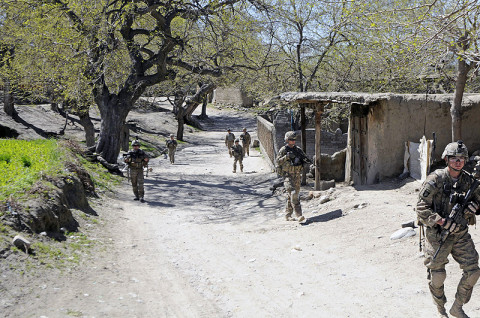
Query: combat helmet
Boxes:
[
  {"xmin": 285, "ymin": 131, "xmax": 297, "ymax": 141},
  {"xmin": 441, "ymin": 140, "xmax": 468, "ymax": 159},
  {"xmin": 235, "ymin": 138, "xmax": 240, "ymax": 142},
  {"xmin": 170, "ymin": 134, "xmax": 174, "ymax": 137},
  {"xmin": 131, "ymin": 140, "xmax": 141, "ymax": 147}
]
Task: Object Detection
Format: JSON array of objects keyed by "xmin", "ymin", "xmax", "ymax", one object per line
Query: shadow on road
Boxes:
[{"xmin": 302, "ymin": 209, "xmax": 343, "ymax": 226}]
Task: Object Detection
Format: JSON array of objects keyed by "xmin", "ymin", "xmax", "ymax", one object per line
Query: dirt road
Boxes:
[{"xmin": 4, "ymin": 106, "xmax": 480, "ymax": 317}]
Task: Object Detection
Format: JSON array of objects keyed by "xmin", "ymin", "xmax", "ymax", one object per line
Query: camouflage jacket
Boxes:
[
  {"xmin": 125, "ymin": 149, "xmax": 148, "ymax": 169},
  {"xmin": 225, "ymin": 133, "xmax": 235, "ymax": 144},
  {"xmin": 417, "ymin": 168, "xmax": 480, "ymax": 228},
  {"xmin": 276, "ymin": 145, "xmax": 308, "ymax": 177},
  {"xmin": 232, "ymin": 144, "xmax": 244, "ymax": 159},
  {"xmin": 240, "ymin": 132, "xmax": 251, "ymax": 144},
  {"xmin": 166, "ymin": 140, "xmax": 177, "ymax": 150}
]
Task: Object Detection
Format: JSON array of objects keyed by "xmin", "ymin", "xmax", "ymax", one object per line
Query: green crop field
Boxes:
[{"xmin": 0, "ymin": 139, "xmax": 64, "ymax": 201}]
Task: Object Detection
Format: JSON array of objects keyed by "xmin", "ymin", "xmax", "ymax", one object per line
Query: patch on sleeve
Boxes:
[{"xmin": 422, "ymin": 189, "xmax": 430, "ymax": 197}]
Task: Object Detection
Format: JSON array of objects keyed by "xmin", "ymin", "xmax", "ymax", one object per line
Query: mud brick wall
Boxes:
[{"xmin": 257, "ymin": 115, "xmax": 276, "ymax": 168}]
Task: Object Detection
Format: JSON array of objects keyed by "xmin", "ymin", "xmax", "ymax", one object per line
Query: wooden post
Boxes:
[
  {"xmin": 300, "ymin": 104, "xmax": 307, "ymax": 185},
  {"xmin": 314, "ymin": 103, "xmax": 324, "ymax": 190}
]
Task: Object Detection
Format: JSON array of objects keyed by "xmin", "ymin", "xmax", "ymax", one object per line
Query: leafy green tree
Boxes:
[{"xmin": 1, "ymin": 0, "xmax": 268, "ymax": 163}]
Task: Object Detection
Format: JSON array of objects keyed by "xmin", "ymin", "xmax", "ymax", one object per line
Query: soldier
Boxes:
[
  {"xmin": 232, "ymin": 138, "xmax": 244, "ymax": 173},
  {"xmin": 417, "ymin": 141, "xmax": 480, "ymax": 318},
  {"xmin": 240, "ymin": 127, "xmax": 251, "ymax": 156},
  {"xmin": 225, "ymin": 128, "xmax": 235, "ymax": 157},
  {"xmin": 124, "ymin": 140, "xmax": 149, "ymax": 202},
  {"xmin": 166, "ymin": 134, "xmax": 178, "ymax": 164},
  {"xmin": 276, "ymin": 131, "xmax": 311, "ymax": 222}
]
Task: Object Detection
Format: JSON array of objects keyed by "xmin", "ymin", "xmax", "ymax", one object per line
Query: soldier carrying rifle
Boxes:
[
  {"xmin": 417, "ymin": 141, "xmax": 480, "ymax": 318},
  {"xmin": 276, "ymin": 131, "xmax": 311, "ymax": 223},
  {"xmin": 124, "ymin": 140, "xmax": 149, "ymax": 203}
]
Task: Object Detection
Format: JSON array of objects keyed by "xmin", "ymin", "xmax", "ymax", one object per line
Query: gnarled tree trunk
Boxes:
[
  {"xmin": 176, "ymin": 105, "xmax": 185, "ymax": 141},
  {"xmin": 95, "ymin": 97, "xmax": 131, "ymax": 163},
  {"xmin": 78, "ymin": 112, "xmax": 96, "ymax": 147}
]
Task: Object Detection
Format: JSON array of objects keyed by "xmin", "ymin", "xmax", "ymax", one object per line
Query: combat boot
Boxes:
[
  {"xmin": 450, "ymin": 299, "xmax": 469, "ymax": 318},
  {"xmin": 297, "ymin": 215, "xmax": 305, "ymax": 223},
  {"xmin": 140, "ymin": 197, "xmax": 145, "ymax": 203},
  {"xmin": 435, "ymin": 304, "xmax": 449, "ymax": 318}
]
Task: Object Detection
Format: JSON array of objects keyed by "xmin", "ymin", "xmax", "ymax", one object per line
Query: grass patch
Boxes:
[{"xmin": 0, "ymin": 139, "xmax": 64, "ymax": 201}]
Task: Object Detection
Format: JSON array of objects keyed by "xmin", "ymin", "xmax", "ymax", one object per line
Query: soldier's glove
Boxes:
[
  {"xmin": 288, "ymin": 152, "xmax": 296, "ymax": 159},
  {"xmin": 466, "ymin": 201, "xmax": 480, "ymax": 215},
  {"xmin": 443, "ymin": 217, "xmax": 461, "ymax": 233}
]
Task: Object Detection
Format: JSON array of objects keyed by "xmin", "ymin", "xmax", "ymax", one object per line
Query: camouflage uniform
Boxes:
[
  {"xmin": 166, "ymin": 137, "xmax": 178, "ymax": 164},
  {"xmin": 232, "ymin": 141, "xmax": 244, "ymax": 173},
  {"xmin": 125, "ymin": 147, "xmax": 149, "ymax": 200},
  {"xmin": 417, "ymin": 141, "xmax": 480, "ymax": 317},
  {"xmin": 240, "ymin": 129, "xmax": 251, "ymax": 156},
  {"xmin": 225, "ymin": 131, "xmax": 235, "ymax": 157},
  {"xmin": 276, "ymin": 132, "xmax": 309, "ymax": 221}
]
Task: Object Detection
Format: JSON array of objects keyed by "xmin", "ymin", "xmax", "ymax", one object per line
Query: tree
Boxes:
[
  {"xmin": 1, "ymin": 0, "xmax": 267, "ymax": 163},
  {"xmin": 354, "ymin": 0, "xmax": 480, "ymax": 140}
]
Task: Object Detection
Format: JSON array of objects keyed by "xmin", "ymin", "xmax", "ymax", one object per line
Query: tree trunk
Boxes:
[
  {"xmin": 184, "ymin": 83, "xmax": 215, "ymax": 120},
  {"xmin": 176, "ymin": 105, "xmax": 185, "ymax": 141},
  {"xmin": 95, "ymin": 100, "xmax": 130, "ymax": 163},
  {"xmin": 78, "ymin": 112, "xmax": 96, "ymax": 147},
  {"xmin": 199, "ymin": 96, "xmax": 208, "ymax": 119},
  {"xmin": 199, "ymin": 95, "xmax": 208, "ymax": 119},
  {"xmin": 3, "ymin": 78, "xmax": 15, "ymax": 117},
  {"xmin": 451, "ymin": 58, "xmax": 470, "ymax": 142}
]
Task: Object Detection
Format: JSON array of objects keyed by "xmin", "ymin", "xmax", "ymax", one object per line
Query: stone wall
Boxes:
[{"xmin": 212, "ymin": 88, "xmax": 253, "ymax": 107}]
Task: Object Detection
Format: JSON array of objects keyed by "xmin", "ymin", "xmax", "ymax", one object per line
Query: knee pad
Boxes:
[
  {"xmin": 464, "ymin": 268, "xmax": 480, "ymax": 286},
  {"xmin": 430, "ymin": 269, "xmax": 447, "ymax": 288}
]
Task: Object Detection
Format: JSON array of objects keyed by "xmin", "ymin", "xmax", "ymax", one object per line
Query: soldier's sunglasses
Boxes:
[{"xmin": 448, "ymin": 157, "xmax": 465, "ymax": 163}]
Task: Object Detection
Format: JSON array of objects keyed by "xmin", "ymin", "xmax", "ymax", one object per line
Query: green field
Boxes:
[{"xmin": 0, "ymin": 139, "xmax": 64, "ymax": 201}]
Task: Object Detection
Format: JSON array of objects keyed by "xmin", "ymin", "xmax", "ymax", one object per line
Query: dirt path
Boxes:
[{"xmin": 4, "ymin": 106, "xmax": 480, "ymax": 317}]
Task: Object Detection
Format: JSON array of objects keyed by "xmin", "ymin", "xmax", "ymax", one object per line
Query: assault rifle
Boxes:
[
  {"xmin": 285, "ymin": 147, "xmax": 312, "ymax": 166},
  {"xmin": 433, "ymin": 170, "xmax": 480, "ymax": 260}
]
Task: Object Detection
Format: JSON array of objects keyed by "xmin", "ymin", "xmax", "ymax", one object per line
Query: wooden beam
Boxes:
[
  {"xmin": 300, "ymin": 104, "xmax": 307, "ymax": 185},
  {"xmin": 314, "ymin": 103, "xmax": 324, "ymax": 190}
]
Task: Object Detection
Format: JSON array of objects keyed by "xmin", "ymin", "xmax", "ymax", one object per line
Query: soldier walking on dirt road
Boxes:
[
  {"xmin": 166, "ymin": 134, "xmax": 178, "ymax": 164},
  {"xmin": 124, "ymin": 140, "xmax": 149, "ymax": 203},
  {"xmin": 225, "ymin": 129, "xmax": 235, "ymax": 157},
  {"xmin": 240, "ymin": 128, "xmax": 251, "ymax": 156},
  {"xmin": 417, "ymin": 141, "xmax": 480, "ymax": 318},
  {"xmin": 276, "ymin": 131, "xmax": 310, "ymax": 223},
  {"xmin": 232, "ymin": 139, "xmax": 244, "ymax": 173}
]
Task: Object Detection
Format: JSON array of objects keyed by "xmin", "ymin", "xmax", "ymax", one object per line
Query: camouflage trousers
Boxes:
[
  {"xmin": 226, "ymin": 141, "xmax": 234, "ymax": 157},
  {"xmin": 168, "ymin": 148, "xmax": 176, "ymax": 164},
  {"xmin": 284, "ymin": 171, "xmax": 302, "ymax": 218},
  {"xmin": 130, "ymin": 168, "xmax": 145, "ymax": 199},
  {"xmin": 424, "ymin": 227, "xmax": 480, "ymax": 307},
  {"xmin": 233, "ymin": 157, "xmax": 243, "ymax": 172},
  {"xmin": 242, "ymin": 142, "xmax": 250, "ymax": 156}
]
